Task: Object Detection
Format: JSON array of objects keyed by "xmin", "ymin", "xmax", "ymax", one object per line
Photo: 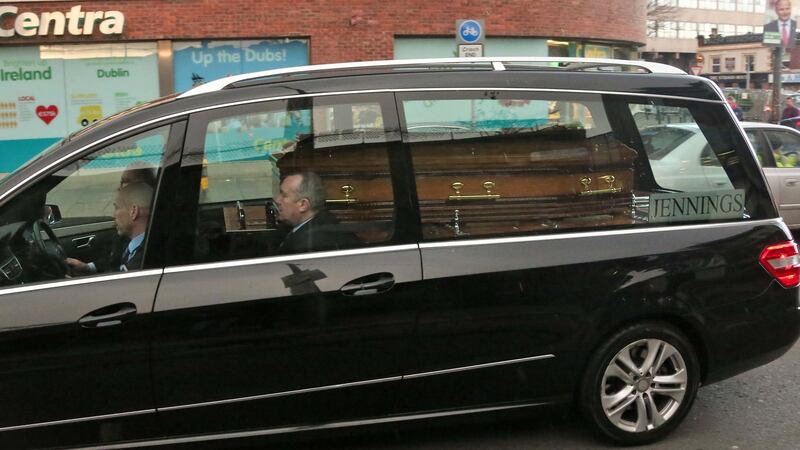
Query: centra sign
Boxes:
[{"xmin": 0, "ymin": 5, "xmax": 125, "ymax": 38}]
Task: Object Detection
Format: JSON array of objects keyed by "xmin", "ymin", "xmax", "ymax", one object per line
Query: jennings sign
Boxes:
[{"xmin": 648, "ymin": 190, "xmax": 745, "ymax": 223}]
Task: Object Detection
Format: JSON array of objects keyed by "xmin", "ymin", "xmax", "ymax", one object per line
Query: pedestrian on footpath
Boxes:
[
  {"xmin": 781, "ymin": 97, "xmax": 800, "ymax": 128},
  {"xmin": 727, "ymin": 95, "xmax": 744, "ymax": 120}
]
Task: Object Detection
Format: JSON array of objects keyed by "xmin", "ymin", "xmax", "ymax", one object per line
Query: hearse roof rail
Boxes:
[{"xmin": 178, "ymin": 57, "xmax": 687, "ymax": 98}]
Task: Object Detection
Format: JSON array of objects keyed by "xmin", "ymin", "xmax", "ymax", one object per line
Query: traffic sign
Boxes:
[
  {"xmin": 458, "ymin": 44, "xmax": 484, "ymax": 58},
  {"xmin": 690, "ymin": 65, "xmax": 702, "ymax": 75},
  {"xmin": 456, "ymin": 19, "xmax": 484, "ymax": 44}
]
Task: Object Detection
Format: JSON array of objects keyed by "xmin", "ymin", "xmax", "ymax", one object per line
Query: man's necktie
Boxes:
[
  {"xmin": 783, "ymin": 23, "xmax": 789, "ymax": 48},
  {"xmin": 121, "ymin": 247, "xmax": 130, "ymax": 264}
]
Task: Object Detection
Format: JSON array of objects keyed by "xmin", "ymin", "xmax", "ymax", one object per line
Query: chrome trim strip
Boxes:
[
  {"xmin": 419, "ymin": 218, "xmax": 786, "ymax": 250},
  {"xmin": 180, "ymin": 56, "xmax": 685, "ymax": 97},
  {"xmin": 159, "ymin": 353, "xmax": 553, "ymax": 413},
  {"xmin": 404, "ymin": 354, "xmax": 555, "ymax": 380},
  {"xmin": 0, "ymin": 269, "xmax": 163, "ymax": 297},
  {"xmin": 94, "ymin": 402, "xmax": 549, "ymax": 449},
  {"xmin": 0, "ymin": 409, "xmax": 153, "ymax": 433},
  {"xmin": 158, "ymin": 376, "xmax": 402, "ymax": 412},
  {"xmin": 163, "ymin": 244, "xmax": 419, "ymax": 274},
  {"xmin": 0, "ymin": 87, "xmax": 722, "ymax": 206}
]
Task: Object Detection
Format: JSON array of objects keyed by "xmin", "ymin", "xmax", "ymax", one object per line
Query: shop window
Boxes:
[
  {"xmin": 172, "ymin": 39, "xmax": 309, "ymax": 93},
  {"xmin": 0, "ymin": 43, "xmax": 159, "ymax": 174},
  {"xmin": 394, "ymin": 37, "xmax": 549, "ymax": 59}
]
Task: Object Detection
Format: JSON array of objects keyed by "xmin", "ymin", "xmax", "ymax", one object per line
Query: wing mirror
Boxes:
[{"xmin": 43, "ymin": 204, "xmax": 62, "ymax": 225}]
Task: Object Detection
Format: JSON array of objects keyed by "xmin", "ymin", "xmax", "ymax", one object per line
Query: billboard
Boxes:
[
  {"xmin": 173, "ymin": 39, "xmax": 308, "ymax": 93},
  {"xmin": 764, "ymin": 0, "xmax": 798, "ymax": 48}
]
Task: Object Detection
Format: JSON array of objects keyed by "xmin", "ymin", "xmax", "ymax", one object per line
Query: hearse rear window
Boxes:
[{"xmin": 399, "ymin": 92, "xmax": 766, "ymax": 241}]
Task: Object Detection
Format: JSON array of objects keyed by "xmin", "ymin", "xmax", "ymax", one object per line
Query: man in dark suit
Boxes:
[
  {"xmin": 65, "ymin": 181, "xmax": 153, "ymax": 273},
  {"xmin": 275, "ymin": 172, "xmax": 359, "ymax": 255},
  {"xmin": 66, "ymin": 163, "xmax": 156, "ymax": 274},
  {"xmin": 764, "ymin": 0, "xmax": 797, "ymax": 48},
  {"xmin": 109, "ymin": 182, "xmax": 153, "ymax": 271}
]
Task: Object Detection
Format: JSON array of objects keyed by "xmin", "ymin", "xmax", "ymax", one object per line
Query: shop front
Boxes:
[{"xmin": 1, "ymin": 1, "xmax": 645, "ymax": 173}]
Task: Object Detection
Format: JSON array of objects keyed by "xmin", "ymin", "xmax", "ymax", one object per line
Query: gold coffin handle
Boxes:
[
  {"xmin": 326, "ymin": 185, "xmax": 359, "ymax": 204},
  {"xmin": 579, "ymin": 175, "xmax": 622, "ymax": 196},
  {"xmin": 448, "ymin": 181, "xmax": 501, "ymax": 201}
]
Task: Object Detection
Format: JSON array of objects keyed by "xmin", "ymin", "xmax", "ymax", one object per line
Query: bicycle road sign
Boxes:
[{"xmin": 456, "ymin": 19, "xmax": 484, "ymax": 44}]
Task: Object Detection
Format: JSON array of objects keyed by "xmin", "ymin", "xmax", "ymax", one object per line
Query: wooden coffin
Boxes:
[{"xmin": 276, "ymin": 127, "xmax": 639, "ymax": 241}]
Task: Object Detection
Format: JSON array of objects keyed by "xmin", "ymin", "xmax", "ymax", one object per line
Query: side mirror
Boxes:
[{"xmin": 43, "ymin": 204, "xmax": 62, "ymax": 225}]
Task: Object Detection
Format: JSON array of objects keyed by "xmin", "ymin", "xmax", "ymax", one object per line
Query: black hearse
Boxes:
[{"xmin": 0, "ymin": 57, "xmax": 797, "ymax": 448}]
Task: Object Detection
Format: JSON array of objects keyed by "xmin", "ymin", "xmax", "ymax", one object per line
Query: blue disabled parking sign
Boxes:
[{"xmin": 457, "ymin": 19, "xmax": 484, "ymax": 44}]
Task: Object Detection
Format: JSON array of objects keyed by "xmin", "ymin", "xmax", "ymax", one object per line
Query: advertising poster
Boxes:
[
  {"xmin": 0, "ymin": 47, "xmax": 67, "ymax": 172},
  {"xmin": 63, "ymin": 53, "xmax": 158, "ymax": 129},
  {"xmin": 0, "ymin": 44, "xmax": 159, "ymax": 173},
  {"xmin": 584, "ymin": 44, "xmax": 612, "ymax": 59},
  {"xmin": 764, "ymin": 0, "xmax": 798, "ymax": 48},
  {"xmin": 173, "ymin": 39, "xmax": 309, "ymax": 93}
]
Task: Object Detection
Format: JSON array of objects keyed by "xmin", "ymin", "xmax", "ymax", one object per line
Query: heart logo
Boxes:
[{"xmin": 35, "ymin": 105, "xmax": 58, "ymax": 125}]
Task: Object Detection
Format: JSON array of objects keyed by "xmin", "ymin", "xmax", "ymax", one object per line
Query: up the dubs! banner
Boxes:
[
  {"xmin": 0, "ymin": 45, "xmax": 158, "ymax": 173},
  {"xmin": 173, "ymin": 39, "xmax": 309, "ymax": 93}
]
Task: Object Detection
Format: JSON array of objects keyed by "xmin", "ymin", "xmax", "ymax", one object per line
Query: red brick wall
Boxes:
[{"xmin": 0, "ymin": 1, "xmax": 647, "ymax": 63}]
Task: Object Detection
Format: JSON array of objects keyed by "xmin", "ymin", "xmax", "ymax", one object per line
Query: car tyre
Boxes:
[{"xmin": 579, "ymin": 322, "xmax": 700, "ymax": 445}]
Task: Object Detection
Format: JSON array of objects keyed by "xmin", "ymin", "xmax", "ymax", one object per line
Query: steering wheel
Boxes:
[{"xmin": 30, "ymin": 219, "xmax": 68, "ymax": 278}]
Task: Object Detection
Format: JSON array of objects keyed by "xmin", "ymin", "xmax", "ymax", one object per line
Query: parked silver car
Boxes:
[{"xmin": 741, "ymin": 122, "xmax": 800, "ymax": 230}]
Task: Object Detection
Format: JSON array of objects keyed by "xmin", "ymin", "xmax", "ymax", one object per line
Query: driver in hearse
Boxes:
[
  {"xmin": 65, "ymin": 163, "xmax": 156, "ymax": 274},
  {"xmin": 66, "ymin": 181, "xmax": 154, "ymax": 273}
]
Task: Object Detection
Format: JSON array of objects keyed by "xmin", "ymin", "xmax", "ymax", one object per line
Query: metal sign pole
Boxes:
[{"xmin": 772, "ymin": 46, "xmax": 783, "ymax": 123}]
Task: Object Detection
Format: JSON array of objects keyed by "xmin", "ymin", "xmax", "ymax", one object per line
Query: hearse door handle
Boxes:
[
  {"xmin": 79, "ymin": 302, "xmax": 137, "ymax": 328},
  {"xmin": 340, "ymin": 273, "xmax": 395, "ymax": 296},
  {"xmin": 785, "ymin": 178, "xmax": 798, "ymax": 186}
]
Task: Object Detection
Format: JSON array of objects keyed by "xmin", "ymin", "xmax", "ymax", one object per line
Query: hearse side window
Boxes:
[
  {"xmin": 399, "ymin": 92, "xmax": 762, "ymax": 242},
  {"xmin": 400, "ymin": 92, "xmax": 634, "ymax": 241},
  {"xmin": 181, "ymin": 94, "xmax": 399, "ymax": 264},
  {"xmin": 630, "ymin": 104, "xmax": 732, "ymax": 192}
]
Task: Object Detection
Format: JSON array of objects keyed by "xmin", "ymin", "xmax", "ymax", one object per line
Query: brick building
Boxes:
[{"xmin": 0, "ymin": 0, "xmax": 646, "ymax": 169}]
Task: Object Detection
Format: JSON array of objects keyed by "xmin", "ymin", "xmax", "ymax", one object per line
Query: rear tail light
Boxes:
[{"xmin": 759, "ymin": 241, "xmax": 800, "ymax": 288}]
